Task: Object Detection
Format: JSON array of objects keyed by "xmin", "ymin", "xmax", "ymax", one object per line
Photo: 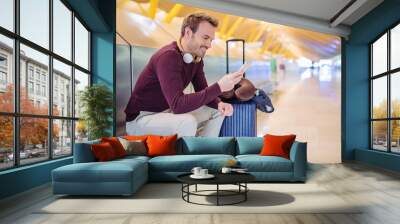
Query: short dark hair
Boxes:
[{"xmin": 181, "ymin": 13, "xmax": 219, "ymax": 37}]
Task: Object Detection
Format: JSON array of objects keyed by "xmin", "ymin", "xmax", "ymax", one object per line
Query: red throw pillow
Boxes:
[
  {"xmin": 91, "ymin": 142, "xmax": 117, "ymax": 161},
  {"xmin": 146, "ymin": 134, "xmax": 177, "ymax": 157},
  {"xmin": 260, "ymin": 134, "xmax": 296, "ymax": 159},
  {"xmin": 101, "ymin": 137, "xmax": 126, "ymax": 158}
]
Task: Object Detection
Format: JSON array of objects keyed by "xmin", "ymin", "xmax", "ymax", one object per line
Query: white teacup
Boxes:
[
  {"xmin": 221, "ymin": 167, "xmax": 232, "ymax": 174},
  {"xmin": 200, "ymin": 169, "xmax": 208, "ymax": 176},
  {"xmin": 191, "ymin": 167, "xmax": 202, "ymax": 176}
]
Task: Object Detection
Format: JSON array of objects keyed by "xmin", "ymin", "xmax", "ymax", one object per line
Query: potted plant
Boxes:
[{"xmin": 79, "ymin": 84, "xmax": 113, "ymax": 140}]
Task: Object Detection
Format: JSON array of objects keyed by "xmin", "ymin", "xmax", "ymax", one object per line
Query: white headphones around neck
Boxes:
[
  {"xmin": 177, "ymin": 39, "xmax": 202, "ymax": 64},
  {"xmin": 182, "ymin": 53, "xmax": 195, "ymax": 64}
]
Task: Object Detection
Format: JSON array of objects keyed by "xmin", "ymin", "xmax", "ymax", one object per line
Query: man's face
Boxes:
[{"xmin": 185, "ymin": 21, "xmax": 216, "ymax": 58}]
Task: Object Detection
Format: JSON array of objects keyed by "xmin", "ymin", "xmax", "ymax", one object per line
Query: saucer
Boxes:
[
  {"xmin": 232, "ymin": 170, "xmax": 249, "ymax": 174},
  {"xmin": 190, "ymin": 174, "xmax": 215, "ymax": 179}
]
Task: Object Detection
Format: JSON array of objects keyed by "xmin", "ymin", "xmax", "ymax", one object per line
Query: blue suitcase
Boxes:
[
  {"xmin": 220, "ymin": 39, "xmax": 257, "ymax": 137},
  {"xmin": 219, "ymin": 100, "xmax": 257, "ymax": 137}
]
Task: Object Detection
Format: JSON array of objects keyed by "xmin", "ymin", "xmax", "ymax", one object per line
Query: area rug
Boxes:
[{"xmin": 37, "ymin": 183, "xmax": 362, "ymax": 214}]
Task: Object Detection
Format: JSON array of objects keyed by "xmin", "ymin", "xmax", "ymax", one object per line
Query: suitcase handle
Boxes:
[{"xmin": 226, "ymin": 39, "xmax": 246, "ymax": 77}]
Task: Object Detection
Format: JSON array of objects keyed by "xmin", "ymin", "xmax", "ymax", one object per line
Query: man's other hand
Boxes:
[{"xmin": 218, "ymin": 102, "xmax": 233, "ymax": 116}]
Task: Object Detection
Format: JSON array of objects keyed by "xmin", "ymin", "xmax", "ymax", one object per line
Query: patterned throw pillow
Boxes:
[{"xmin": 118, "ymin": 137, "xmax": 147, "ymax": 156}]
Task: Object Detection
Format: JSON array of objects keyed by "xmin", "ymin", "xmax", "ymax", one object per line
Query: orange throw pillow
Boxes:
[
  {"xmin": 146, "ymin": 134, "xmax": 177, "ymax": 157},
  {"xmin": 91, "ymin": 142, "xmax": 117, "ymax": 161},
  {"xmin": 260, "ymin": 134, "xmax": 296, "ymax": 159},
  {"xmin": 101, "ymin": 137, "xmax": 127, "ymax": 158}
]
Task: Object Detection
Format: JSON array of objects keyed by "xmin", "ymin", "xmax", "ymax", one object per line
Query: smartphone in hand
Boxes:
[{"xmin": 238, "ymin": 63, "xmax": 251, "ymax": 74}]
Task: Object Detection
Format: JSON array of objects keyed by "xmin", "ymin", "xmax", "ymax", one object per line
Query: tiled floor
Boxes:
[{"xmin": 257, "ymin": 67, "xmax": 341, "ymax": 163}]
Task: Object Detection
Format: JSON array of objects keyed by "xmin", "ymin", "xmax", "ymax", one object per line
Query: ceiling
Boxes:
[
  {"xmin": 173, "ymin": 0, "xmax": 384, "ymax": 37},
  {"xmin": 226, "ymin": 0, "xmax": 353, "ymax": 22},
  {"xmin": 116, "ymin": 0, "xmax": 382, "ymax": 61}
]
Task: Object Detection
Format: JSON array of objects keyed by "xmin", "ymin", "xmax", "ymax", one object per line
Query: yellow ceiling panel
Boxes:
[{"xmin": 120, "ymin": 0, "xmax": 341, "ymax": 60}]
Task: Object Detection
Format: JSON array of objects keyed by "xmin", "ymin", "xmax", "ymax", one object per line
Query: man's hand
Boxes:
[
  {"xmin": 217, "ymin": 71, "xmax": 243, "ymax": 92},
  {"xmin": 218, "ymin": 102, "xmax": 233, "ymax": 116}
]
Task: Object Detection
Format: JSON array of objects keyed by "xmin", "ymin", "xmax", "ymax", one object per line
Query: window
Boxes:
[
  {"xmin": 0, "ymin": 53, "xmax": 7, "ymax": 87},
  {"xmin": 391, "ymin": 24, "xmax": 400, "ymax": 70},
  {"xmin": 370, "ymin": 23, "xmax": 400, "ymax": 154},
  {"xmin": 0, "ymin": 71, "xmax": 6, "ymax": 85},
  {"xmin": 0, "ymin": 35, "xmax": 13, "ymax": 113},
  {"xmin": 0, "ymin": 54, "xmax": 8, "ymax": 87},
  {"xmin": 0, "ymin": 0, "xmax": 14, "ymax": 32},
  {"xmin": 53, "ymin": 59, "xmax": 72, "ymax": 117},
  {"xmin": 36, "ymin": 83, "xmax": 40, "ymax": 95},
  {"xmin": 35, "ymin": 70, "xmax": 41, "ymax": 81},
  {"xmin": 20, "ymin": 117, "xmax": 49, "ymax": 165},
  {"xmin": 0, "ymin": 116, "xmax": 13, "ymax": 170},
  {"xmin": 372, "ymin": 34, "xmax": 387, "ymax": 77},
  {"xmin": 28, "ymin": 81, "xmax": 34, "ymax": 94},
  {"xmin": 75, "ymin": 17, "xmax": 89, "ymax": 70},
  {"xmin": 0, "ymin": 54, "xmax": 7, "ymax": 67},
  {"xmin": 0, "ymin": 1, "xmax": 91, "ymax": 170},
  {"xmin": 20, "ymin": 0, "xmax": 49, "ymax": 49},
  {"xmin": 53, "ymin": 0, "xmax": 72, "ymax": 60},
  {"xmin": 53, "ymin": 119, "xmax": 72, "ymax": 158},
  {"xmin": 42, "ymin": 85, "xmax": 46, "ymax": 97},
  {"xmin": 28, "ymin": 67, "xmax": 34, "ymax": 80},
  {"xmin": 74, "ymin": 69, "xmax": 89, "ymax": 118}
]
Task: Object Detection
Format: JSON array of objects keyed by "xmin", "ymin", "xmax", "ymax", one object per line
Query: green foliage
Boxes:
[{"xmin": 79, "ymin": 84, "xmax": 113, "ymax": 140}]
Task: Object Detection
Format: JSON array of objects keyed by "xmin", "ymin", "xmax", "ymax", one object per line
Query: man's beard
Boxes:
[{"xmin": 189, "ymin": 37, "xmax": 205, "ymax": 58}]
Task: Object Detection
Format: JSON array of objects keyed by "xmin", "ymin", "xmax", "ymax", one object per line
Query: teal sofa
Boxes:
[{"xmin": 52, "ymin": 137, "xmax": 307, "ymax": 196}]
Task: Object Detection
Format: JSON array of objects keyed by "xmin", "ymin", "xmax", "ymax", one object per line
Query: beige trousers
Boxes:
[{"xmin": 125, "ymin": 106, "xmax": 225, "ymax": 137}]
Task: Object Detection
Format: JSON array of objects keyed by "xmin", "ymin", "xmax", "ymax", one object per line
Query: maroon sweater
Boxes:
[{"xmin": 125, "ymin": 42, "xmax": 222, "ymax": 122}]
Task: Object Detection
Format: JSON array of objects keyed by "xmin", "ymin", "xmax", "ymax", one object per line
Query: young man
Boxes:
[{"xmin": 125, "ymin": 13, "xmax": 244, "ymax": 137}]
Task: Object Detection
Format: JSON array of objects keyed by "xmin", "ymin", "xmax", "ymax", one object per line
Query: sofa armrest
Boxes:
[
  {"xmin": 289, "ymin": 141, "xmax": 307, "ymax": 181},
  {"xmin": 73, "ymin": 140, "xmax": 100, "ymax": 163}
]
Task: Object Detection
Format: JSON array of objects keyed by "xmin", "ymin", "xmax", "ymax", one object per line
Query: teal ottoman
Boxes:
[{"xmin": 52, "ymin": 156, "xmax": 148, "ymax": 196}]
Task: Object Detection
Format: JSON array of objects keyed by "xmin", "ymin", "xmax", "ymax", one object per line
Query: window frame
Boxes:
[
  {"xmin": 370, "ymin": 21, "xmax": 400, "ymax": 154},
  {"xmin": 0, "ymin": 0, "xmax": 92, "ymax": 171}
]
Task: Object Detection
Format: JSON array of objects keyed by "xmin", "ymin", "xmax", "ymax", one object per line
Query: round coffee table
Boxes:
[{"xmin": 177, "ymin": 172, "xmax": 255, "ymax": 206}]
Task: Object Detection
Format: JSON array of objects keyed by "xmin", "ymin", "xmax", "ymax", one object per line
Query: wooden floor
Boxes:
[{"xmin": 1, "ymin": 162, "xmax": 400, "ymax": 224}]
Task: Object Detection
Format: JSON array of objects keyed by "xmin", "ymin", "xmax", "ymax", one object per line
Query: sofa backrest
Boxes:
[
  {"xmin": 235, "ymin": 137, "xmax": 263, "ymax": 155},
  {"xmin": 76, "ymin": 136, "xmax": 306, "ymax": 160},
  {"xmin": 73, "ymin": 139, "xmax": 100, "ymax": 163},
  {"xmin": 177, "ymin": 137, "xmax": 236, "ymax": 155}
]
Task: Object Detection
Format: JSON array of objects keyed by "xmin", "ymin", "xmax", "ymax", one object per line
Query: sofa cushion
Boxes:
[
  {"xmin": 52, "ymin": 158, "xmax": 147, "ymax": 183},
  {"xmin": 236, "ymin": 137, "xmax": 263, "ymax": 155},
  {"xmin": 73, "ymin": 139, "xmax": 100, "ymax": 163},
  {"xmin": 115, "ymin": 155, "xmax": 150, "ymax": 163},
  {"xmin": 178, "ymin": 137, "xmax": 235, "ymax": 155},
  {"xmin": 148, "ymin": 154, "xmax": 235, "ymax": 172},
  {"xmin": 236, "ymin": 155, "xmax": 293, "ymax": 172}
]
